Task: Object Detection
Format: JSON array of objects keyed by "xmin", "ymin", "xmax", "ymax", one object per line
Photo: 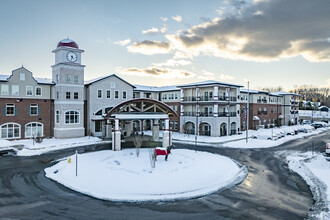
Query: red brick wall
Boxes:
[
  {"xmin": 0, "ymin": 98, "xmax": 54, "ymax": 139},
  {"xmin": 240, "ymin": 103, "xmax": 282, "ymax": 130}
]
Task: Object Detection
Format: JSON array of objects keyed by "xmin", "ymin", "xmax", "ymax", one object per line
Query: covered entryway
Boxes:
[
  {"xmin": 104, "ymin": 98, "xmax": 178, "ymax": 150},
  {"xmin": 220, "ymin": 123, "xmax": 227, "ymax": 136},
  {"xmin": 183, "ymin": 122, "xmax": 195, "ymax": 134},
  {"xmin": 199, "ymin": 122, "xmax": 211, "ymax": 136}
]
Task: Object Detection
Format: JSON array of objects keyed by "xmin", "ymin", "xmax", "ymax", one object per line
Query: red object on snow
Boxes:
[{"xmin": 155, "ymin": 148, "xmax": 170, "ymax": 156}]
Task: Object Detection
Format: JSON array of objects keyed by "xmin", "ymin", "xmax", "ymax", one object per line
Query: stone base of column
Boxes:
[
  {"xmin": 153, "ymin": 125, "xmax": 159, "ymax": 141},
  {"xmin": 162, "ymin": 130, "xmax": 171, "ymax": 148},
  {"xmin": 112, "ymin": 131, "xmax": 121, "ymax": 151}
]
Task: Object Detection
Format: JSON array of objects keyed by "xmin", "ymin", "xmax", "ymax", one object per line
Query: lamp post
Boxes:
[{"xmin": 246, "ymin": 81, "xmax": 249, "ymax": 143}]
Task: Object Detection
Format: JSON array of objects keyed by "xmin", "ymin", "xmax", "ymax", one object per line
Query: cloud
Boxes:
[
  {"xmin": 115, "ymin": 66, "xmax": 195, "ymax": 79},
  {"xmin": 142, "ymin": 27, "xmax": 160, "ymax": 34},
  {"xmin": 157, "ymin": 0, "xmax": 330, "ymax": 62},
  {"xmin": 220, "ymin": 74, "xmax": 235, "ymax": 80},
  {"xmin": 142, "ymin": 27, "xmax": 167, "ymax": 35},
  {"xmin": 152, "ymin": 59, "xmax": 191, "ymax": 67},
  {"xmin": 127, "ymin": 40, "xmax": 173, "ymax": 55},
  {"xmin": 198, "ymin": 70, "xmax": 235, "ymax": 81},
  {"xmin": 114, "ymin": 39, "xmax": 131, "ymax": 46},
  {"xmin": 160, "ymin": 17, "xmax": 168, "ymax": 22},
  {"xmin": 172, "ymin": 15, "xmax": 182, "ymax": 22}
]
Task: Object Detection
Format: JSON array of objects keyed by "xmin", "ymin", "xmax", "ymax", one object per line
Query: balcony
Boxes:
[
  {"xmin": 183, "ymin": 111, "xmax": 196, "ymax": 116},
  {"xmin": 257, "ymin": 99, "xmax": 262, "ymax": 103},
  {"xmin": 199, "ymin": 96, "xmax": 213, "ymax": 101},
  {"xmin": 183, "ymin": 96, "xmax": 197, "ymax": 101},
  {"xmin": 262, "ymin": 99, "xmax": 267, "ymax": 103},
  {"xmin": 218, "ymin": 112, "xmax": 237, "ymax": 117},
  {"xmin": 199, "ymin": 112, "xmax": 213, "ymax": 117}
]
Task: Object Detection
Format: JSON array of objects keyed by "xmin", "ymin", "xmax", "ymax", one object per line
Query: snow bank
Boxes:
[
  {"xmin": 9, "ymin": 137, "xmax": 103, "ymax": 156},
  {"xmin": 45, "ymin": 149, "xmax": 247, "ymax": 202},
  {"xmin": 284, "ymin": 152, "xmax": 330, "ymax": 219}
]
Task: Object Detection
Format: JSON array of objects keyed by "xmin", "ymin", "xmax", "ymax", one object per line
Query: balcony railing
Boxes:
[
  {"xmin": 199, "ymin": 96, "xmax": 213, "ymax": 101},
  {"xmin": 183, "ymin": 96, "xmax": 197, "ymax": 101},
  {"xmin": 257, "ymin": 99, "xmax": 262, "ymax": 103},
  {"xmin": 218, "ymin": 112, "xmax": 237, "ymax": 117},
  {"xmin": 183, "ymin": 111, "xmax": 196, "ymax": 116},
  {"xmin": 182, "ymin": 96, "xmax": 237, "ymax": 102},
  {"xmin": 199, "ymin": 112, "xmax": 213, "ymax": 117}
]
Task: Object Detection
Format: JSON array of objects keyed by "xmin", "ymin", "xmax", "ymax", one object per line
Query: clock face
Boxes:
[{"xmin": 66, "ymin": 51, "xmax": 78, "ymax": 62}]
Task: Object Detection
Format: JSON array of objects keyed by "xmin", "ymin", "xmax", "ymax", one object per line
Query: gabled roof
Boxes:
[
  {"xmin": 177, "ymin": 80, "xmax": 243, "ymax": 88},
  {"xmin": 84, "ymin": 74, "xmax": 135, "ymax": 88},
  {"xmin": 0, "ymin": 71, "xmax": 54, "ymax": 85},
  {"xmin": 134, "ymin": 85, "xmax": 179, "ymax": 92}
]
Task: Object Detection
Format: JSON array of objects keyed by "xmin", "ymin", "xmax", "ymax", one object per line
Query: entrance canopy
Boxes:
[{"xmin": 104, "ymin": 98, "xmax": 178, "ymax": 119}]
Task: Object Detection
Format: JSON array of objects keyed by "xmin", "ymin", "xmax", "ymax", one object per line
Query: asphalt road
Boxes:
[{"xmin": 0, "ymin": 131, "xmax": 329, "ymax": 220}]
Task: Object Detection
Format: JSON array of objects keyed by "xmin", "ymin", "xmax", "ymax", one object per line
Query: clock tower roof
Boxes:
[{"xmin": 57, "ymin": 38, "xmax": 79, "ymax": 49}]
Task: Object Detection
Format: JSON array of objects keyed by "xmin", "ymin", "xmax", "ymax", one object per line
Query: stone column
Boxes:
[
  {"xmin": 124, "ymin": 121, "xmax": 132, "ymax": 137},
  {"xmin": 214, "ymin": 104, "xmax": 218, "ymax": 117},
  {"xmin": 162, "ymin": 118, "xmax": 171, "ymax": 148},
  {"xmin": 152, "ymin": 119, "xmax": 159, "ymax": 141},
  {"xmin": 180, "ymin": 104, "xmax": 184, "ymax": 116},
  {"xmin": 112, "ymin": 118, "xmax": 121, "ymax": 151},
  {"xmin": 105, "ymin": 123, "xmax": 112, "ymax": 138},
  {"xmin": 213, "ymin": 86, "xmax": 218, "ymax": 101},
  {"xmin": 180, "ymin": 88, "xmax": 184, "ymax": 102}
]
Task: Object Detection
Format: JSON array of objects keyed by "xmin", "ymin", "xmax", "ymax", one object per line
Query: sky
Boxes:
[{"xmin": 0, "ymin": 0, "xmax": 329, "ymax": 90}]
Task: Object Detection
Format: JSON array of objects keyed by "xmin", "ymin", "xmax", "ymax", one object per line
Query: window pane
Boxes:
[{"xmin": 1, "ymin": 85, "xmax": 9, "ymax": 95}]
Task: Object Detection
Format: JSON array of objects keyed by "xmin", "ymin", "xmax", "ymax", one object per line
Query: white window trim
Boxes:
[
  {"xmin": 66, "ymin": 92, "xmax": 71, "ymax": 99},
  {"xmin": 0, "ymin": 122, "xmax": 21, "ymax": 139},
  {"xmin": 20, "ymin": 73, "xmax": 25, "ymax": 81},
  {"xmin": 35, "ymin": 87, "xmax": 42, "ymax": 96},
  {"xmin": 115, "ymin": 90, "xmax": 119, "ymax": 99},
  {"xmin": 24, "ymin": 122, "xmax": 43, "ymax": 138},
  {"xmin": 30, "ymin": 104, "xmax": 38, "ymax": 116},
  {"xmin": 106, "ymin": 90, "xmax": 111, "ymax": 99},
  {"xmin": 26, "ymin": 86, "xmax": 33, "ymax": 96},
  {"xmin": 6, "ymin": 104, "xmax": 15, "ymax": 116},
  {"xmin": 55, "ymin": 110, "xmax": 60, "ymax": 124},
  {"xmin": 74, "ymin": 75, "xmax": 79, "ymax": 83},
  {"xmin": 66, "ymin": 75, "xmax": 71, "ymax": 83},
  {"xmin": 12, "ymin": 85, "xmax": 19, "ymax": 96},
  {"xmin": 122, "ymin": 91, "xmax": 127, "ymax": 99},
  {"xmin": 1, "ymin": 84, "xmax": 9, "ymax": 95},
  {"xmin": 97, "ymin": 89, "xmax": 103, "ymax": 99},
  {"xmin": 64, "ymin": 110, "xmax": 80, "ymax": 124},
  {"xmin": 74, "ymin": 92, "xmax": 79, "ymax": 99}
]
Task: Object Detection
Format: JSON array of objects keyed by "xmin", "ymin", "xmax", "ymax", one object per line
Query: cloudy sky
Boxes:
[{"xmin": 0, "ymin": 0, "xmax": 329, "ymax": 90}]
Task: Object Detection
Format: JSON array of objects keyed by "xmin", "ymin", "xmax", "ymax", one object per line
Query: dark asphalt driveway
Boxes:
[{"xmin": 0, "ymin": 131, "xmax": 329, "ymax": 219}]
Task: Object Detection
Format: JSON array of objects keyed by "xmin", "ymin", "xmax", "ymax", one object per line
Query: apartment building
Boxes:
[
  {"xmin": 133, "ymin": 85, "xmax": 180, "ymax": 131},
  {"xmin": 85, "ymin": 74, "xmax": 135, "ymax": 137},
  {"xmin": 0, "ymin": 67, "xmax": 54, "ymax": 139},
  {"xmin": 178, "ymin": 80, "xmax": 242, "ymax": 137},
  {"xmin": 271, "ymin": 91, "xmax": 300, "ymax": 125},
  {"xmin": 240, "ymin": 89, "xmax": 282, "ymax": 130}
]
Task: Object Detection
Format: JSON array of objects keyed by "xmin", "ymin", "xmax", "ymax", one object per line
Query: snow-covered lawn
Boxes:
[
  {"xmin": 0, "ymin": 137, "xmax": 104, "ymax": 156},
  {"xmin": 285, "ymin": 152, "xmax": 330, "ymax": 219},
  {"xmin": 45, "ymin": 149, "xmax": 247, "ymax": 202}
]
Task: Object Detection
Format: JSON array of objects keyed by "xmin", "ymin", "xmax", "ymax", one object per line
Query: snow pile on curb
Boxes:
[
  {"xmin": 282, "ymin": 151, "xmax": 330, "ymax": 219},
  {"xmin": 45, "ymin": 149, "xmax": 247, "ymax": 202},
  {"xmin": 10, "ymin": 137, "xmax": 103, "ymax": 156}
]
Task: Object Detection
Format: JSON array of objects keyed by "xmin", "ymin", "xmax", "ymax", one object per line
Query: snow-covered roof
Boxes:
[
  {"xmin": 134, "ymin": 85, "xmax": 179, "ymax": 92},
  {"xmin": 0, "ymin": 74, "xmax": 9, "ymax": 81},
  {"xmin": 0, "ymin": 74, "xmax": 54, "ymax": 85},
  {"xmin": 240, "ymin": 88, "xmax": 260, "ymax": 94},
  {"xmin": 85, "ymin": 74, "xmax": 135, "ymax": 88},
  {"xmin": 177, "ymin": 80, "xmax": 243, "ymax": 88},
  {"xmin": 271, "ymin": 91, "xmax": 300, "ymax": 96}
]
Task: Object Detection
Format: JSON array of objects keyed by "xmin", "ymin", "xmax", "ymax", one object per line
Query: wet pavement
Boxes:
[{"xmin": 0, "ymin": 131, "xmax": 329, "ymax": 219}]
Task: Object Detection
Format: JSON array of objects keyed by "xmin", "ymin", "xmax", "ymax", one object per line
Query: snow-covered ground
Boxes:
[
  {"xmin": 0, "ymin": 137, "xmax": 104, "ymax": 156},
  {"xmin": 284, "ymin": 152, "xmax": 330, "ymax": 219},
  {"xmin": 45, "ymin": 149, "xmax": 247, "ymax": 202},
  {"xmin": 145, "ymin": 125, "xmax": 329, "ymax": 149}
]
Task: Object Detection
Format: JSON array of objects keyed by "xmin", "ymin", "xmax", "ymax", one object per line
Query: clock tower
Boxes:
[{"xmin": 52, "ymin": 38, "xmax": 85, "ymax": 138}]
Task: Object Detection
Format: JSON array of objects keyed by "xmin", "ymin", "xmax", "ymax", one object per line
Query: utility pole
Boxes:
[{"xmin": 246, "ymin": 81, "xmax": 249, "ymax": 143}]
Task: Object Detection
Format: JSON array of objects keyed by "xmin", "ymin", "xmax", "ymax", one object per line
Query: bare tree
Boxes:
[{"xmin": 132, "ymin": 134, "xmax": 143, "ymax": 157}]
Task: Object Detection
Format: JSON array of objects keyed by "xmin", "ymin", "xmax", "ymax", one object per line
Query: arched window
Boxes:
[
  {"xmin": 25, "ymin": 122, "xmax": 43, "ymax": 138},
  {"xmin": 65, "ymin": 111, "xmax": 80, "ymax": 124},
  {"xmin": 1, "ymin": 123, "xmax": 20, "ymax": 139}
]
